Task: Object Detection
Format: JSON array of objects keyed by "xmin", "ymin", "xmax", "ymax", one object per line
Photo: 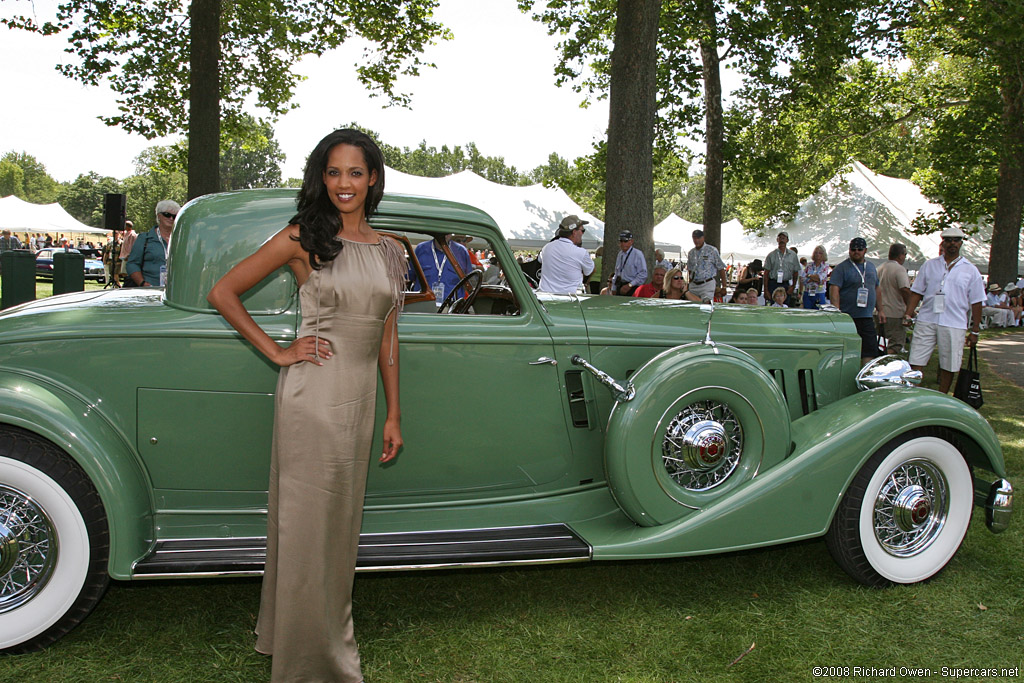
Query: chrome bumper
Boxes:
[{"xmin": 985, "ymin": 478, "xmax": 1013, "ymax": 533}]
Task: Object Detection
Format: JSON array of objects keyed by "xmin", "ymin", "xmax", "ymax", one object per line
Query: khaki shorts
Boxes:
[{"xmin": 909, "ymin": 320, "xmax": 965, "ymax": 372}]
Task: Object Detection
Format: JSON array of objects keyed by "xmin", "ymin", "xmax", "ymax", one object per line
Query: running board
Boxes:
[{"xmin": 132, "ymin": 524, "xmax": 591, "ymax": 578}]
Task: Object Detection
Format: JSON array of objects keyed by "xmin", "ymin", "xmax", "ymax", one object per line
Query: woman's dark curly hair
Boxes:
[{"xmin": 291, "ymin": 129, "xmax": 386, "ymax": 269}]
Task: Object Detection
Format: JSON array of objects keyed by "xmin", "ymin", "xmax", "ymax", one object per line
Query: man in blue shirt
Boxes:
[
  {"xmin": 611, "ymin": 231, "xmax": 647, "ymax": 296},
  {"xmin": 412, "ymin": 234, "xmax": 474, "ymax": 306},
  {"xmin": 829, "ymin": 237, "xmax": 884, "ymax": 364}
]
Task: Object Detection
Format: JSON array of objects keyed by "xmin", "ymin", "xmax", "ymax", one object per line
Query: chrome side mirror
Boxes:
[{"xmin": 856, "ymin": 355, "xmax": 922, "ymax": 391}]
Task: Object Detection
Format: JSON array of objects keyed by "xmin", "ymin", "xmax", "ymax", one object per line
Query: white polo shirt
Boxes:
[
  {"xmin": 538, "ymin": 237, "xmax": 595, "ymax": 294},
  {"xmin": 911, "ymin": 256, "xmax": 985, "ymax": 329}
]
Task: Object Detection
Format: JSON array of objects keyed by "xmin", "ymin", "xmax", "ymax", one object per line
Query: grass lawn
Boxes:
[{"xmin": 3, "ymin": 336, "xmax": 1022, "ymax": 681}]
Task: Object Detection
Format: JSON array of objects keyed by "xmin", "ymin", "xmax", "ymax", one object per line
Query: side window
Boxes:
[{"xmin": 381, "ymin": 230, "xmax": 519, "ymax": 316}]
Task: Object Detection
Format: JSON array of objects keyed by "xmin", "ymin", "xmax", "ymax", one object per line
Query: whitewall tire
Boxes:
[
  {"xmin": 827, "ymin": 430, "xmax": 973, "ymax": 586},
  {"xmin": 0, "ymin": 429, "xmax": 109, "ymax": 652}
]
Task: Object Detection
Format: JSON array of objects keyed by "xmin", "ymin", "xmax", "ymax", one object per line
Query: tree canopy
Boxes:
[
  {"xmin": 4, "ymin": 0, "xmax": 449, "ymax": 197},
  {"xmin": 0, "ymin": 152, "xmax": 60, "ymax": 204}
]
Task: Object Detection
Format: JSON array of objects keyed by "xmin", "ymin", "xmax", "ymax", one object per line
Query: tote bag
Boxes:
[{"xmin": 953, "ymin": 346, "xmax": 983, "ymax": 409}]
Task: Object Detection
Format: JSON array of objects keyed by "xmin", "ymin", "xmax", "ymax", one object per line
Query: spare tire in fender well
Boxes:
[{"xmin": 604, "ymin": 344, "xmax": 791, "ymax": 527}]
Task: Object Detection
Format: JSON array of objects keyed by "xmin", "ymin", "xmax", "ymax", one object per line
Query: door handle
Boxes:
[{"xmin": 529, "ymin": 356, "xmax": 557, "ymax": 366}]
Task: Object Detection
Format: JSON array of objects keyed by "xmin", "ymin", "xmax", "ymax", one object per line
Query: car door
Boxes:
[{"xmin": 363, "ymin": 228, "xmax": 575, "ymax": 503}]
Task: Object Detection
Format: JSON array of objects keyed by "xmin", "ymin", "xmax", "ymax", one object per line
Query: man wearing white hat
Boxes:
[
  {"xmin": 902, "ymin": 226, "xmax": 986, "ymax": 394},
  {"xmin": 983, "ymin": 283, "xmax": 1015, "ymax": 328}
]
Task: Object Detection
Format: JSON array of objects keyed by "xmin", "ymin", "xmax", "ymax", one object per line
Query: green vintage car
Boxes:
[{"xmin": 0, "ymin": 189, "xmax": 1013, "ymax": 653}]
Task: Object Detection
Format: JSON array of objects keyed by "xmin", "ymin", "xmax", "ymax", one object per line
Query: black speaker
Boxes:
[{"xmin": 103, "ymin": 193, "xmax": 126, "ymax": 231}]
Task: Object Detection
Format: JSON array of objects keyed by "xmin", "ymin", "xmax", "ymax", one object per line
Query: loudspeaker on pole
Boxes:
[{"xmin": 103, "ymin": 193, "xmax": 127, "ymax": 231}]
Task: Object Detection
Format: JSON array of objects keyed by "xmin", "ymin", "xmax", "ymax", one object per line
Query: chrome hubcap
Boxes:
[
  {"xmin": 662, "ymin": 401, "xmax": 742, "ymax": 491},
  {"xmin": 873, "ymin": 459, "xmax": 948, "ymax": 557},
  {"xmin": 0, "ymin": 484, "xmax": 58, "ymax": 614}
]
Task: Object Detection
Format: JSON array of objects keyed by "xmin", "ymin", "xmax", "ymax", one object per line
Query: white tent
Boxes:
[
  {"xmin": 0, "ymin": 195, "xmax": 107, "ymax": 236},
  {"xmin": 385, "ymin": 168, "xmax": 681, "ymax": 253},
  {"xmin": 774, "ymin": 161, "xmax": 1019, "ymax": 272},
  {"xmin": 385, "ymin": 168, "xmax": 606, "ymax": 250},
  {"xmin": 653, "ymin": 214, "xmax": 750, "ymax": 263},
  {"xmin": 685, "ymin": 162, "xmax": 1023, "ymax": 274}
]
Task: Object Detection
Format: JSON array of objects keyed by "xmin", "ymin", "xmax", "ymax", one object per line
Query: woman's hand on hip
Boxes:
[{"xmin": 276, "ymin": 335, "xmax": 333, "ymax": 366}]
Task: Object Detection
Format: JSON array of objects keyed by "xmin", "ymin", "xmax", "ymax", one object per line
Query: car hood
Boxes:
[
  {"xmin": 0, "ymin": 288, "xmax": 170, "ymax": 344},
  {"xmin": 539, "ymin": 293, "xmax": 853, "ymax": 349}
]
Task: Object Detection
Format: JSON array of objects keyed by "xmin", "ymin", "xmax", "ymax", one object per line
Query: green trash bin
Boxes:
[
  {"xmin": 1, "ymin": 250, "xmax": 36, "ymax": 309},
  {"xmin": 53, "ymin": 251, "xmax": 86, "ymax": 295}
]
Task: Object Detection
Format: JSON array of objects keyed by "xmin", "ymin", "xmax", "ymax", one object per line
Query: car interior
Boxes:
[{"xmin": 384, "ymin": 230, "xmax": 521, "ymax": 316}]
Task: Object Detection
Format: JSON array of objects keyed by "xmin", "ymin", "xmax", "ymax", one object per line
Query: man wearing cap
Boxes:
[
  {"xmin": 538, "ymin": 215, "xmax": 594, "ymax": 294},
  {"xmin": 829, "ymin": 237, "xmax": 884, "ymax": 365},
  {"xmin": 612, "ymin": 230, "xmax": 647, "ymax": 296},
  {"xmin": 686, "ymin": 229, "xmax": 726, "ymax": 302},
  {"xmin": 903, "ymin": 227, "xmax": 986, "ymax": 394},
  {"xmin": 763, "ymin": 232, "xmax": 801, "ymax": 305},
  {"xmin": 983, "ymin": 283, "xmax": 1015, "ymax": 328},
  {"xmin": 876, "ymin": 242, "xmax": 912, "ymax": 354}
]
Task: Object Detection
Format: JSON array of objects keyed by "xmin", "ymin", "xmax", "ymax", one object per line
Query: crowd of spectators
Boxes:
[{"xmin": 519, "ymin": 218, "xmax": 1020, "ymax": 395}]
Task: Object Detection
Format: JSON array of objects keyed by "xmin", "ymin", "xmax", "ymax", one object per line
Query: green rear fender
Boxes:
[
  {"xmin": 0, "ymin": 373, "xmax": 153, "ymax": 579},
  {"xmin": 590, "ymin": 385, "xmax": 1005, "ymax": 559},
  {"xmin": 604, "ymin": 344, "xmax": 791, "ymax": 527}
]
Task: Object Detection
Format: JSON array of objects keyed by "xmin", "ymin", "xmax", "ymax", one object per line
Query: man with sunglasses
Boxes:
[
  {"xmin": 538, "ymin": 215, "xmax": 594, "ymax": 294},
  {"xmin": 829, "ymin": 237, "xmax": 884, "ymax": 365},
  {"xmin": 126, "ymin": 200, "xmax": 180, "ymax": 287},
  {"xmin": 902, "ymin": 227, "xmax": 985, "ymax": 394}
]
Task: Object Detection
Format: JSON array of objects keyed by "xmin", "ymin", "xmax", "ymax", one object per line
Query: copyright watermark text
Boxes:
[{"xmin": 812, "ymin": 666, "xmax": 1020, "ymax": 678}]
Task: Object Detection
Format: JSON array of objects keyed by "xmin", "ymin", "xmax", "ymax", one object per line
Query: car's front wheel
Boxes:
[
  {"xmin": 0, "ymin": 428, "xmax": 109, "ymax": 653},
  {"xmin": 826, "ymin": 430, "xmax": 973, "ymax": 587}
]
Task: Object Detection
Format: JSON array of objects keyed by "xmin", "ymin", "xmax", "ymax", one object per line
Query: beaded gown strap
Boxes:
[{"xmin": 380, "ymin": 236, "xmax": 407, "ymax": 366}]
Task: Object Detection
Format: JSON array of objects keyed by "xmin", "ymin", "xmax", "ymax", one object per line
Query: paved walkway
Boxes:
[{"xmin": 977, "ymin": 330, "xmax": 1024, "ymax": 389}]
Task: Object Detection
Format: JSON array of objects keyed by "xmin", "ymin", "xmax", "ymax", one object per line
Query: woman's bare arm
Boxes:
[
  {"xmin": 377, "ymin": 307, "xmax": 402, "ymax": 462},
  {"xmin": 207, "ymin": 226, "xmax": 331, "ymax": 366}
]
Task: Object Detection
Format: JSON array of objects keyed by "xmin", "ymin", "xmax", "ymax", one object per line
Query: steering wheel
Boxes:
[{"xmin": 438, "ymin": 269, "xmax": 483, "ymax": 314}]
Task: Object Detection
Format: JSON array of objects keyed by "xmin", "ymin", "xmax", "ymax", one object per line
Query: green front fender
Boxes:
[
  {"xmin": 589, "ymin": 386, "xmax": 1005, "ymax": 559},
  {"xmin": 0, "ymin": 372, "xmax": 153, "ymax": 579}
]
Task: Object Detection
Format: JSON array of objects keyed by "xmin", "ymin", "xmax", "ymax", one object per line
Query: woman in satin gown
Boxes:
[{"xmin": 208, "ymin": 129, "xmax": 405, "ymax": 682}]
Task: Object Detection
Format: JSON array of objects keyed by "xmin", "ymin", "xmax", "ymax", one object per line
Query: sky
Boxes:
[{"xmin": 0, "ymin": 0, "xmax": 611, "ymax": 184}]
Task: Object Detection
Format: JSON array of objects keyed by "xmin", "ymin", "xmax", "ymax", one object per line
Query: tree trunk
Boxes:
[
  {"xmin": 602, "ymin": 0, "xmax": 661, "ymax": 286},
  {"xmin": 988, "ymin": 72, "xmax": 1024, "ymax": 284},
  {"xmin": 188, "ymin": 0, "xmax": 221, "ymax": 200},
  {"xmin": 700, "ymin": 0, "xmax": 724, "ymax": 251}
]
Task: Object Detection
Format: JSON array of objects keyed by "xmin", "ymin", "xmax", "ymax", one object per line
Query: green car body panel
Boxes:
[{"xmin": 0, "ymin": 188, "xmax": 1012, "ymax": 651}]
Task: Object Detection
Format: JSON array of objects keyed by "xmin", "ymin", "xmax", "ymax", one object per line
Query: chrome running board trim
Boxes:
[{"xmin": 132, "ymin": 523, "xmax": 592, "ymax": 578}]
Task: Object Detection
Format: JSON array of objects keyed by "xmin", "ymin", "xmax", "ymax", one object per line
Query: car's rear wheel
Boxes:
[
  {"xmin": 826, "ymin": 430, "xmax": 973, "ymax": 586},
  {"xmin": 0, "ymin": 428, "xmax": 109, "ymax": 653}
]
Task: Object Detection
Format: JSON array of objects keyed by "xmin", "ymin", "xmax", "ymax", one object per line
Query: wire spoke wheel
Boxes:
[
  {"xmin": 662, "ymin": 400, "xmax": 743, "ymax": 491},
  {"xmin": 872, "ymin": 459, "xmax": 948, "ymax": 557},
  {"xmin": 0, "ymin": 485, "xmax": 59, "ymax": 614}
]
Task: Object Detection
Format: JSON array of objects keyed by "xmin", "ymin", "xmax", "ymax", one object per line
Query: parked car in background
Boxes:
[
  {"xmin": 34, "ymin": 248, "xmax": 105, "ymax": 281},
  {"xmin": 0, "ymin": 189, "xmax": 1013, "ymax": 653}
]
